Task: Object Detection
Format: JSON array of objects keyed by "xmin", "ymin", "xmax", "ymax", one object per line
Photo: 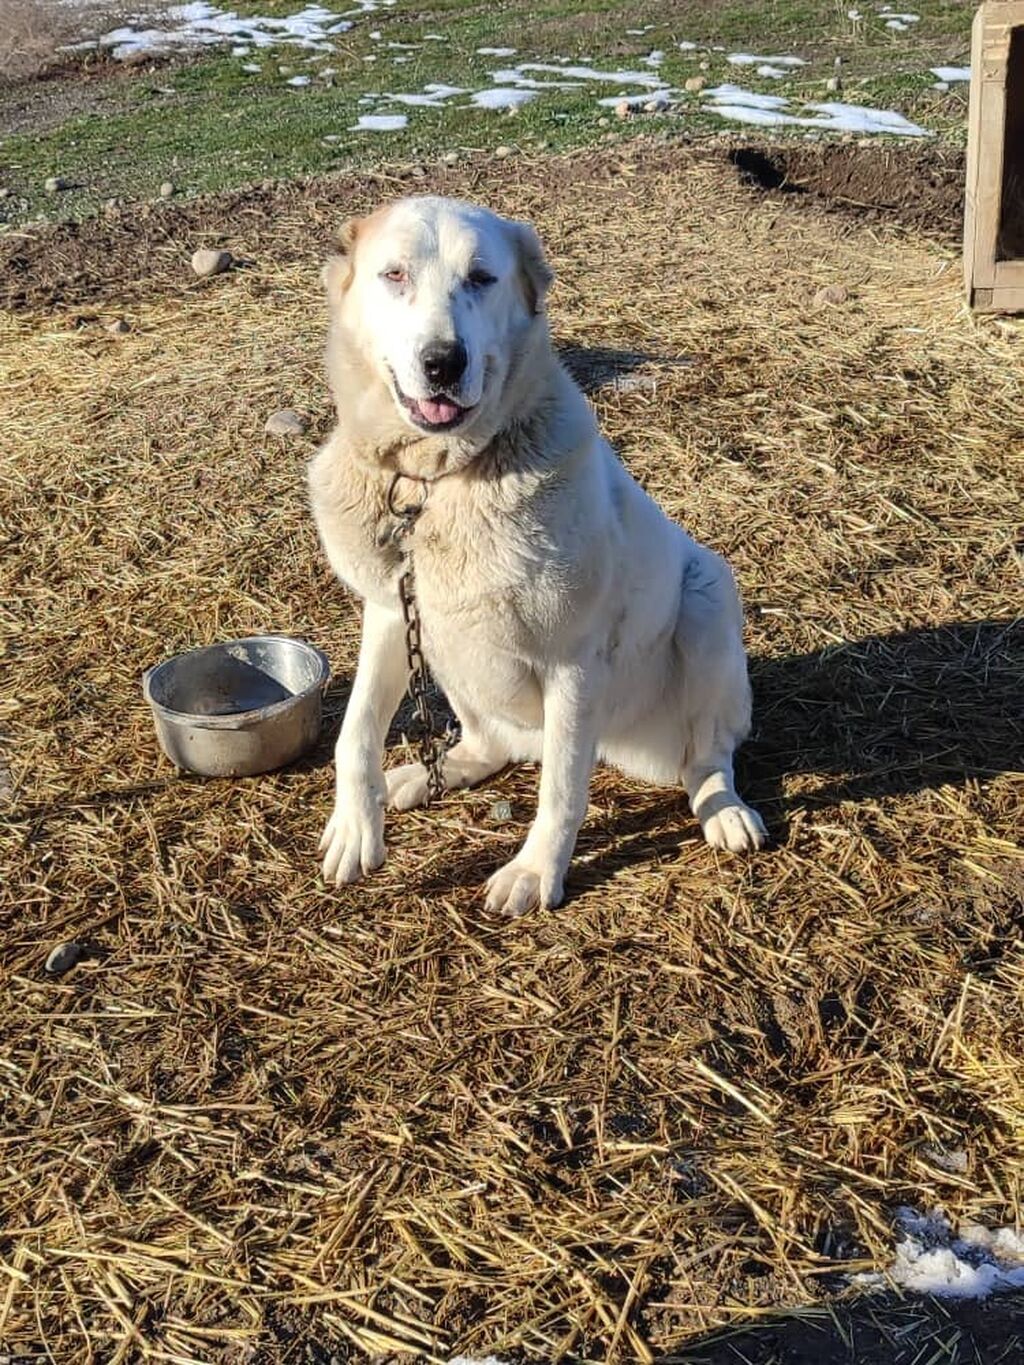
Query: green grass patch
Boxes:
[{"xmin": 0, "ymin": 0, "xmax": 973, "ymax": 225}]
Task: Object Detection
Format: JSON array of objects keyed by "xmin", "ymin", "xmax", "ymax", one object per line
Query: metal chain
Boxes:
[{"xmin": 387, "ymin": 471, "xmax": 449, "ymax": 805}]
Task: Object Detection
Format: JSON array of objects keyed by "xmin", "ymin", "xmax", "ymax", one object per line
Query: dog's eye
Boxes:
[
  {"xmin": 468, "ymin": 269, "xmax": 496, "ymax": 288},
  {"xmin": 381, "ymin": 267, "xmax": 408, "ymax": 285}
]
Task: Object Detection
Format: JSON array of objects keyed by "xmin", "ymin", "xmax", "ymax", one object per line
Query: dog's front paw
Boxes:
[
  {"xmin": 319, "ymin": 787, "xmax": 386, "ymax": 886},
  {"xmin": 700, "ymin": 800, "xmax": 767, "ymax": 854},
  {"xmin": 484, "ymin": 857, "xmax": 564, "ymax": 917}
]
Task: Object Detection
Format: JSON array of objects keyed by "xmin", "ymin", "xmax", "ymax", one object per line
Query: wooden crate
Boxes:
[{"xmin": 965, "ymin": 0, "xmax": 1024, "ymax": 311}]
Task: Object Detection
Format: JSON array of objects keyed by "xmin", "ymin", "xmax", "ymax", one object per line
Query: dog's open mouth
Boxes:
[{"xmin": 392, "ymin": 375, "xmax": 473, "ymax": 431}]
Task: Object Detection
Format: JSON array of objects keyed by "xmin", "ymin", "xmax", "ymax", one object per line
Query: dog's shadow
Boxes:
[
  {"xmin": 556, "ymin": 341, "xmax": 694, "ymax": 395},
  {"xmin": 407, "ymin": 617, "xmax": 1021, "ymax": 898}
]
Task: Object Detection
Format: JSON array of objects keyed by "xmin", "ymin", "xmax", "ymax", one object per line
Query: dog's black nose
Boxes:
[{"xmin": 421, "ymin": 340, "xmax": 468, "ymax": 389}]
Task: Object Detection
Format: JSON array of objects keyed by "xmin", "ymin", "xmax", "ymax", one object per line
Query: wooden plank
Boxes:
[
  {"xmin": 993, "ymin": 258, "xmax": 1024, "ymax": 285},
  {"xmin": 973, "ymin": 49, "xmax": 1007, "ymax": 288},
  {"xmin": 965, "ymin": 3, "xmax": 1024, "ymax": 311},
  {"xmin": 975, "ymin": 285, "xmax": 1024, "ymax": 310},
  {"xmin": 964, "ymin": 4, "xmax": 986, "ymax": 294}
]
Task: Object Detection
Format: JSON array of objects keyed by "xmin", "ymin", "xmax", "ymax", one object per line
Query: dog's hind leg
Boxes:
[
  {"xmin": 683, "ymin": 754, "xmax": 767, "ymax": 853},
  {"xmin": 386, "ymin": 721, "xmax": 509, "ymax": 811},
  {"xmin": 675, "ymin": 551, "xmax": 767, "ymax": 854}
]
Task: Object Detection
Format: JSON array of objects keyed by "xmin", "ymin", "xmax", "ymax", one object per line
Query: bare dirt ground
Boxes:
[
  {"xmin": 1, "ymin": 142, "xmax": 967, "ymax": 314},
  {"xmin": 2, "ymin": 145, "xmax": 1022, "ymax": 1362}
]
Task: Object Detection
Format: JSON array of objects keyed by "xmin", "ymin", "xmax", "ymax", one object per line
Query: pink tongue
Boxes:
[{"xmin": 415, "ymin": 397, "xmax": 461, "ymax": 426}]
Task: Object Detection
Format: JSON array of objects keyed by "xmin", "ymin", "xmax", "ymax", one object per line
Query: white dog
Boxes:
[{"xmin": 308, "ymin": 195, "xmax": 766, "ymax": 914}]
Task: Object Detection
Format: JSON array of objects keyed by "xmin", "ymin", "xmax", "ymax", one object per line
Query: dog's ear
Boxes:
[
  {"xmin": 321, "ymin": 217, "xmax": 362, "ymax": 299},
  {"xmin": 513, "ymin": 220, "xmax": 553, "ymax": 316}
]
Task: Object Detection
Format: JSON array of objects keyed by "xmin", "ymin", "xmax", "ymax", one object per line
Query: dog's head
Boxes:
[{"xmin": 324, "ymin": 196, "xmax": 552, "ymax": 440}]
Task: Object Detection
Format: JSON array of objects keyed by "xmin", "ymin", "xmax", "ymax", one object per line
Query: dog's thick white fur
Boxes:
[{"xmin": 308, "ymin": 195, "xmax": 766, "ymax": 914}]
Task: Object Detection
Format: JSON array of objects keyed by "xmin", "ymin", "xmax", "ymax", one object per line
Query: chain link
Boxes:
[{"xmin": 387, "ymin": 472, "xmax": 449, "ymax": 805}]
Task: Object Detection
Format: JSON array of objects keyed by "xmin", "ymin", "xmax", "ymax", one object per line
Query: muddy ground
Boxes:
[{"xmin": 1, "ymin": 141, "xmax": 966, "ymax": 315}]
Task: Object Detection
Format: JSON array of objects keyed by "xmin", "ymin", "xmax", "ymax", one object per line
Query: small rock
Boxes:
[
  {"xmin": 698, "ymin": 59, "xmax": 710, "ymax": 71},
  {"xmin": 825, "ymin": 75, "xmax": 842, "ymax": 93},
  {"xmin": 598, "ymin": 117, "xmax": 610, "ymax": 127},
  {"xmin": 105, "ymin": 317, "xmax": 131, "ymax": 335},
  {"xmin": 159, "ymin": 180, "xmax": 175, "ymax": 198},
  {"xmin": 46, "ymin": 942, "xmax": 84, "ymax": 975},
  {"xmin": 104, "ymin": 197, "xmax": 120, "ymax": 213},
  {"xmin": 614, "ymin": 373, "xmax": 657, "ymax": 394},
  {"xmin": 0, "ymin": 187, "xmax": 9, "ymax": 201},
  {"xmin": 494, "ymin": 144, "xmax": 512, "ymax": 158},
  {"xmin": 684, "ymin": 75, "xmax": 706, "ymax": 93},
  {"xmin": 489, "ymin": 799, "xmax": 513, "ymax": 823},
  {"xmin": 190, "ymin": 247, "xmax": 233, "ymax": 278},
  {"xmin": 409, "ymin": 164, "xmax": 427, "ymax": 179},
  {"xmin": 614, "ymin": 100, "xmax": 632, "ymax": 120},
  {"xmin": 643, "ymin": 97, "xmax": 668, "ymax": 113},
  {"xmin": 264, "ymin": 408, "xmax": 307, "ymax": 437},
  {"xmin": 814, "ymin": 283, "xmax": 849, "ymax": 307},
  {"xmin": 536, "ymin": 139, "xmax": 551, "ymax": 150},
  {"xmin": 443, "ymin": 150, "xmax": 459, "ymax": 164},
  {"xmin": 44, "ymin": 176, "xmax": 67, "ymax": 194},
  {"xmin": 921, "ymin": 1143, "xmax": 969, "ymax": 1174}
]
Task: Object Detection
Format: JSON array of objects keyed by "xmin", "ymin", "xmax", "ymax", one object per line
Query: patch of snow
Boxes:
[
  {"xmin": 704, "ymin": 84, "xmax": 929, "ymax": 135},
  {"xmin": 727, "ymin": 52, "xmax": 806, "ymax": 67},
  {"xmin": 489, "ymin": 68, "xmax": 583, "ymax": 90},
  {"xmin": 886, "ymin": 19, "xmax": 909, "ymax": 31},
  {"xmin": 470, "ymin": 87, "xmax": 537, "ymax": 109},
  {"xmin": 384, "ymin": 83, "xmax": 464, "ymax": 105},
  {"xmin": 97, "ymin": 3, "xmax": 358, "ymax": 61},
  {"xmin": 477, "ymin": 46, "xmax": 516, "ymax": 56},
  {"xmin": 708, "ymin": 102, "xmax": 806, "ymax": 127},
  {"xmin": 678, "ymin": 41, "xmax": 698, "ymax": 50},
  {"xmin": 879, "ymin": 8, "xmax": 920, "ymax": 20},
  {"xmin": 241, "ymin": 61, "xmax": 261, "ymax": 72},
  {"xmin": 705, "ymin": 84, "xmax": 789, "ymax": 110},
  {"xmin": 508, "ymin": 61, "xmax": 668, "ymax": 89},
  {"xmin": 931, "ymin": 65, "xmax": 970, "ymax": 82},
  {"xmin": 286, "ymin": 73, "xmax": 310, "ymax": 85},
  {"xmin": 856, "ymin": 1209, "xmax": 1024, "ymax": 1301},
  {"xmin": 423, "ymin": 32, "xmax": 445, "ymax": 40},
  {"xmin": 596, "ymin": 92, "xmax": 657, "ymax": 108},
  {"xmin": 641, "ymin": 50, "xmax": 664, "ymax": 68},
  {"xmin": 805, "ymin": 99, "xmax": 929, "ymax": 134},
  {"xmin": 757, "ymin": 64, "xmax": 790, "ymax": 79},
  {"xmin": 350, "ymin": 112, "xmax": 408, "ymax": 130}
]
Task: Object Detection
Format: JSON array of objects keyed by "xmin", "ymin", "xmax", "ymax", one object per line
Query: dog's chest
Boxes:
[{"xmin": 402, "ymin": 497, "xmax": 570, "ymax": 658}]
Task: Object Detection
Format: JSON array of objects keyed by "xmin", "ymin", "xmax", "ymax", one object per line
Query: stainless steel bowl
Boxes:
[{"xmin": 143, "ymin": 635, "xmax": 331, "ymax": 777}]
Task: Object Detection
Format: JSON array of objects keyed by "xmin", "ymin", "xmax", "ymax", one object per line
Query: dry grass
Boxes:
[
  {"xmin": 1, "ymin": 148, "xmax": 1023, "ymax": 1363},
  {"xmin": 0, "ymin": 0, "xmax": 76, "ymax": 81}
]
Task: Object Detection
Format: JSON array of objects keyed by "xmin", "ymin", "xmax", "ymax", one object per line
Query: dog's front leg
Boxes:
[
  {"xmin": 319, "ymin": 601, "xmax": 408, "ymax": 886},
  {"xmin": 485, "ymin": 658, "xmax": 598, "ymax": 916}
]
